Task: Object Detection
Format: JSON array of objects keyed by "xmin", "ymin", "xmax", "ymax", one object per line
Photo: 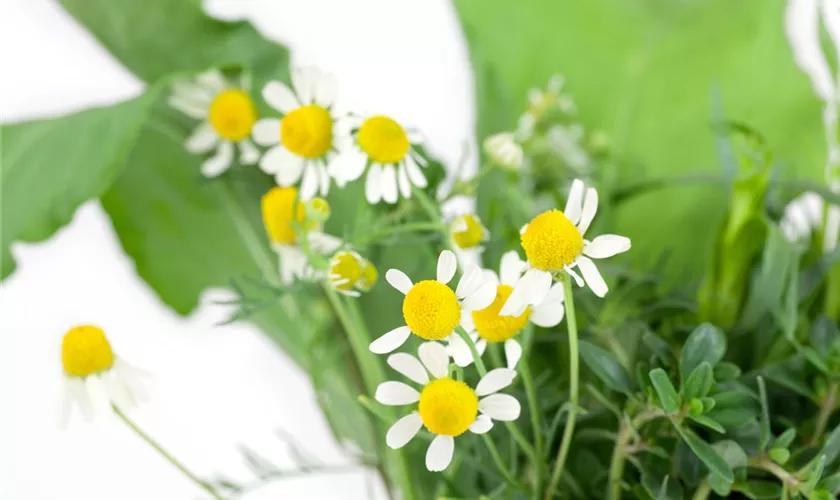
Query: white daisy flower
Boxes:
[
  {"xmin": 450, "ymin": 251, "xmax": 565, "ymax": 368},
  {"xmin": 501, "ymin": 179, "xmax": 631, "ymax": 315},
  {"xmin": 449, "ymin": 213, "xmax": 490, "ymax": 252},
  {"xmin": 368, "ymin": 250, "xmax": 496, "ymax": 354},
  {"xmin": 524, "ymin": 74, "xmax": 576, "ymax": 122},
  {"xmin": 252, "ymin": 67, "xmax": 347, "ymax": 200},
  {"xmin": 261, "ymin": 186, "xmax": 342, "ymax": 284},
  {"xmin": 328, "ymin": 250, "xmax": 379, "ymax": 297},
  {"xmin": 780, "ymin": 191, "xmax": 825, "ymax": 243},
  {"xmin": 377, "ymin": 342, "xmax": 521, "ymax": 472},
  {"xmin": 168, "ymin": 69, "xmax": 261, "ymax": 178},
  {"xmin": 58, "ymin": 325, "xmax": 149, "ymax": 428},
  {"xmin": 330, "ymin": 114, "xmax": 429, "ymax": 204},
  {"xmin": 483, "ymin": 132, "xmax": 524, "ymax": 171}
]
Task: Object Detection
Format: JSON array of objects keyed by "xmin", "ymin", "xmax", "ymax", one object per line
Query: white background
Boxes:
[{"xmin": 0, "ymin": 1, "xmax": 474, "ymax": 498}]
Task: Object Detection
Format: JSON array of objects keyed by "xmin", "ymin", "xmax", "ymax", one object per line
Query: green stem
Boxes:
[
  {"xmin": 482, "ymin": 434, "xmax": 525, "ymax": 491},
  {"xmin": 519, "ymin": 326, "xmax": 544, "ymax": 497},
  {"xmin": 113, "ymin": 406, "xmax": 224, "ymax": 500},
  {"xmin": 691, "ymin": 482, "xmax": 712, "ymax": 500},
  {"xmin": 413, "ymin": 188, "xmax": 457, "ymax": 253},
  {"xmin": 356, "ymin": 222, "xmax": 448, "ymax": 246},
  {"xmin": 544, "ymin": 277, "xmax": 580, "ymax": 500},
  {"xmin": 607, "ymin": 418, "xmax": 632, "ymax": 500},
  {"xmin": 810, "ymin": 381, "xmax": 838, "ymax": 446}
]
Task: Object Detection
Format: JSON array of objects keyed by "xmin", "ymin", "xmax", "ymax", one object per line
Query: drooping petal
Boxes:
[
  {"xmin": 404, "ymin": 154, "xmax": 428, "ymax": 188},
  {"xmin": 369, "ymin": 326, "xmax": 412, "ymax": 354},
  {"xmin": 292, "ymin": 67, "xmax": 314, "ymax": 104},
  {"xmin": 565, "ymin": 265, "xmax": 585, "ymax": 287},
  {"xmin": 262, "ymin": 81, "xmax": 300, "ymax": 113},
  {"xmin": 387, "ymin": 353, "xmax": 429, "ymax": 385},
  {"xmin": 499, "ymin": 269, "xmax": 551, "ymax": 316},
  {"xmin": 469, "ymin": 414, "xmax": 494, "ymax": 434},
  {"xmin": 197, "ymin": 69, "xmax": 227, "ymax": 94},
  {"xmin": 785, "ymin": 0, "xmax": 834, "ymax": 102},
  {"xmin": 531, "ymin": 300, "xmax": 565, "ymax": 328},
  {"xmin": 426, "ymin": 435, "xmax": 455, "ymax": 472},
  {"xmin": 380, "ymin": 165, "xmax": 399, "ymax": 204},
  {"xmin": 583, "ymin": 234, "xmax": 631, "ymax": 259},
  {"xmin": 167, "ymin": 95, "xmax": 208, "ymax": 119},
  {"xmin": 436, "ymin": 250, "xmax": 458, "ymax": 285},
  {"xmin": 576, "ymin": 256, "xmax": 608, "ymax": 297},
  {"xmin": 505, "ymin": 339, "xmax": 522, "ymax": 370},
  {"xmin": 103, "ymin": 369, "xmax": 134, "ymax": 410},
  {"xmin": 455, "ymin": 264, "xmax": 482, "ymax": 299},
  {"xmin": 314, "ymin": 72, "xmax": 338, "ymax": 107},
  {"xmin": 374, "ymin": 381, "xmax": 420, "ymax": 405},
  {"xmin": 299, "ymin": 163, "xmax": 319, "ymax": 201},
  {"xmin": 419, "ymin": 342, "xmax": 450, "ymax": 379},
  {"xmin": 307, "ymin": 232, "xmax": 343, "ymax": 254},
  {"xmin": 476, "ymin": 368, "xmax": 517, "ymax": 396},
  {"xmin": 397, "ymin": 164, "xmax": 412, "ymax": 199},
  {"xmin": 459, "ymin": 313, "xmax": 475, "ymax": 333},
  {"xmin": 276, "ymin": 244, "xmax": 310, "ymax": 284},
  {"xmin": 577, "ymin": 187, "xmax": 599, "ymax": 235},
  {"xmin": 185, "ymin": 122, "xmax": 219, "ymax": 153},
  {"xmin": 85, "ymin": 375, "xmax": 113, "ymax": 419},
  {"xmin": 317, "ymin": 163, "xmax": 330, "ymax": 197},
  {"xmin": 479, "ymin": 394, "xmax": 522, "ymax": 421},
  {"xmin": 448, "ymin": 333, "xmax": 475, "ymax": 367},
  {"xmin": 386, "ymin": 412, "xmax": 423, "ymax": 449},
  {"xmin": 329, "ymin": 148, "xmax": 367, "ymax": 184},
  {"xmin": 365, "ymin": 163, "xmax": 383, "ymax": 203},
  {"xmin": 237, "ymin": 139, "xmax": 260, "ymax": 165},
  {"xmin": 563, "ymin": 179, "xmax": 585, "ymax": 224},
  {"xmin": 252, "ymin": 118, "xmax": 282, "ymax": 146},
  {"xmin": 462, "ymin": 280, "xmax": 496, "ymax": 311},
  {"xmin": 385, "ymin": 269, "xmax": 413, "ymax": 294},
  {"xmin": 260, "ymin": 144, "xmax": 300, "ymax": 176},
  {"xmin": 200, "ymin": 141, "xmax": 233, "ymax": 177},
  {"xmin": 499, "ymin": 251, "xmax": 526, "ymax": 287}
]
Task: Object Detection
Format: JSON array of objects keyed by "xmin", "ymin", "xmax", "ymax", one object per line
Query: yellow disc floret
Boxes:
[
  {"xmin": 261, "ymin": 187, "xmax": 306, "ymax": 244},
  {"xmin": 281, "ymin": 104, "xmax": 333, "ymax": 159},
  {"xmin": 208, "ymin": 89, "xmax": 257, "ymax": 141},
  {"xmin": 358, "ymin": 259, "xmax": 379, "ymax": 291},
  {"xmin": 472, "ymin": 285, "xmax": 532, "ymax": 342},
  {"xmin": 357, "ymin": 116, "xmax": 410, "ymax": 164},
  {"xmin": 418, "ymin": 378, "xmax": 479, "ymax": 436},
  {"xmin": 521, "ymin": 209, "xmax": 583, "ymax": 271},
  {"xmin": 61, "ymin": 325, "xmax": 115, "ymax": 378},
  {"xmin": 402, "ymin": 280, "xmax": 461, "ymax": 340},
  {"xmin": 306, "ymin": 197, "xmax": 331, "ymax": 222},
  {"xmin": 330, "ymin": 251, "xmax": 364, "ymax": 291},
  {"xmin": 452, "ymin": 215, "xmax": 485, "ymax": 249}
]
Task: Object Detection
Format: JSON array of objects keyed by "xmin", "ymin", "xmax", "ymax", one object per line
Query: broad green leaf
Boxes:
[
  {"xmin": 817, "ymin": 423, "xmax": 840, "ymax": 466},
  {"xmin": 580, "ymin": 340, "xmax": 634, "ymax": 395},
  {"xmin": 768, "ymin": 447, "xmax": 790, "ymax": 465},
  {"xmin": 677, "ymin": 427, "xmax": 735, "ymax": 484},
  {"xmin": 649, "ymin": 368, "xmax": 680, "ymax": 413},
  {"xmin": 711, "ymin": 440, "xmax": 748, "ymax": 470},
  {"xmin": 739, "ymin": 225, "xmax": 798, "ymax": 329},
  {"xmin": 683, "ymin": 362, "xmax": 713, "ymax": 400},
  {"xmin": 680, "ymin": 323, "xmax": 726, "ymax": 383},
  {"xmin": 810, "ymin": 315, "xmax": 840, "ymax": 355},
  {"xmin": 735, "ymin": 480, "xmax": 782, "ymax": 499},
  {"xmin": 713, "ymin": 362, "xmax": 742, "ymax": 382},
  {"xmin": 773, "ymin": 428, "xmax": 797, "ymax": 450},
  {"xmin": 1, "ymin": 90, "xmax": 159, "ymax": 278},
  {"xmin": 688, "ymin": 415, "xmax": 725, "ymax": 434},
  {"xmin": 757, "ymin": 377, "xmax": 771, "ymax": 452},
  {"xmin": 708, "ymin": 474, "xmax": 731, "ymax": 496},
  {"xmin": 456, "ymin": 0, "xmax": 824, "ymax": 282}
]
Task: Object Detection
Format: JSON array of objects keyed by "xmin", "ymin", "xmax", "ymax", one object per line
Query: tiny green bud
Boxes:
[
  {"xmin": 768, "ymin": 447, "xmax": 790, "ymax": 465},
  {"xmin": 689, "ymin": 398, "xmax": 704, "ymax": 415},
  {"xmin": 701, "ymin": 397, "xmax": 716, "ymax": 412},
  {"xmin": 306, "ymin": 197, "xmax": 331, "ymax": 222}
]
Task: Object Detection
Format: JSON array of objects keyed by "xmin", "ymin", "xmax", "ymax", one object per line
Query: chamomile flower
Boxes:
[
  {"xmin": 450, "ymin": 251, "xmax": 565, "ymax": 368},
  {"xmin": 330, "ymin": 114, "xmax": 429, "ymax": 204},
  {"xmin": 58, "ymin": 325, "xmax": 149, "ymax": 428},
  {"xmin": 261, "ymin": 186, "xmax": 342, "ymax": 284},
  {"xmin": 501, "ymin": 179, "xmax": 631, "ymax": 315},
  {"xmin": 328, "ymin": 250, "xmax": 379, "ymax": 297},
  {"xmin": 252, "ymin": 67, "xmax": 347, "ymax": 200},
  {"xmin": 780, "ymin": 191, "xmax": 825, "ymax": 243},
  {"xmin": 377, "ymin": 342, "xmax": 521, "ymax": 471},
  {"xmin": 483, "ymin": 132, "xmax": 524, "ymax": 171},
  {"xmin": 449, "ymin": 213, "xmax": 489, "ymax": 252},
  {"xmin": 169, "ymin": 69, "xmax": 260, "ymax": 177},
  {"xmin": 368, "ymin": 250, "xmax": 496, "ymax": 354}
]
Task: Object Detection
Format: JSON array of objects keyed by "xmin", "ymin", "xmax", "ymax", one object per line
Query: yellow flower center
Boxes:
[
  {"xmin": 357, "ymin": 116, "xmax": 410, "ymax": 164},
  {"xmin": 402, "ymin": 280, "xmax": 461, "ymax": 340},
  {"xmin": 521, "ymin": 210, "xmax": 583, "ymax": 271},
  {"xmin": 281, "ymin": 105, "xmax": 334, "ymax": 159},
  {"xmin": 208, "ymin": 89, "xmax": 257, "ymax": 141},
  {"xmin": 472, "ymin": 285, "xmax": 532, "ymax": 342},
  {"xmin": 306, "ymin": 197, "xmax": 331, "ymax": 222},
  {"xmin": 358, "ymin": 260, "xmax": 379, "ymax": 291},
  {"xmin": 261, "ymin": 187, "xmax": 307, "ymax": 244},
  {"xmin": 61, "ymin": 325, "xmax": 115, "ymax": 377},
  {"xmin": 418, "ymin": 378, "xmax": 478, "ymax": 436},
  {"xmin": 330, "ymin": 251, "xmax": 364, "ymax": 291},
  {"xmin": 452, "ymin": 215, "xmax": 485, "ymax": 249}
]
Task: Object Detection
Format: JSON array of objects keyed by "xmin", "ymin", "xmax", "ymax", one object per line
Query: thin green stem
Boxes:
[
  {"xmin": 113, "ymin": 406, "xmax": 223, "ymax": 500},
  {"xmin": 544, "ymin": 277, "xmax": 580, "ymax": 500},
  {"xmin": 356, "ymin": 222, "xmax": 448, "ymax": 246},
  {"xmin": 810, "ymin": 381, "xmax": 838, "ymax": 445},
  {"xmin": 519, "ymin": 325, "xmax": 544, "ymax": 497},
  {"xmin": 323, "ymin": 286, "xmax": 380, "ymax": 395},
  {"xmin": 691, "ymin": 482, "xmax": 712, "ymax": 500},
  {"xmin": 482, "ymin": 434, "xmax": 524, "ymax": 491},
  {"xmin": 607, "ymin": 418, "xmax": 632, "ymax": 500},
  {"xmin": 456, "ymin": 327, "xmax": 488, "ymax": 375},
  {"xmin": 413, "ymin": 188, "xmax": 457, "ymax": 253}
]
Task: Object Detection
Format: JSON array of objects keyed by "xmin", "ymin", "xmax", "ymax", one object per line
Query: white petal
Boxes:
[
  {"xmin": 448, "ymin": 334, "xmax": 475, "ymax": 367},
  {"xmin": 201, "ymin": 142, "xmax": 233, "ymax": 177},
  {"xmin": 469, "ymin": 415, "xmax": 494, "ymax": 434},
  {"xmin": 531, "ymin": 283, "xmax": 566, "ymax": 327},
  {"xmin": 418, "ymin": 342, "xmax": 450, "ymax": 379},
  {"xmin": 238, "ymin": 139, "xmax": 260, "ymax": 165},
  {"xmin": 386, "ymin": 412, "xmax": 423, "ymax": 449},
  {"xmin": 387, "ymin": 353, "xmax": 429, "ymax": 385},
  {"xmin": 307, "ymin": 232, "xmax": 342, "ymax": 254},
  {"xmin": 397, "ymin": 164, "xmax": 412, "ymax": 199},
  {"xmin": 404, "ymin": 154, "xmax": 427, "ymax": 188},
  {"xmin": 57, "ymin": 378, "xmax": 77, "ymax": 428},
  {"xmin": 103, "ymin": 369, "xmax": 133, "ymax": 410},
  {"xmin": 577, "ymin": 187, "xmax": 599, "ymax": 235},
  {"xmin": 505, "ymin": 339, "xmax": 522, "ymax": 370},
  {"xmin": 292, "ymin": 67, "xmax": 314, "ymax": 104},
  {"xmin": 365, "ymin": 163, "xmax": 383, "ymax": 203},
  {"xmin": 67, "ymin": 377, "xmax": 95, "ymax": 421},
  {"xmin": 85, "ymin": 375, "xmax": 112, "ymax": 419},
  {"xmin": 436, "ymin": 250, "xmax": 458, "ymax": 284},
  {"xmin": 462, "ymin": 280, "xmax": 496, "ymax": 311},
  {"xmin": 370, "ymin": 326, "xmax": 412, "ymax": 354},
  {"xmin": 299, "ymin": 164, "xmax": 319, "ymax": 201},
  {"xmin": 262, "ymin": 81, "xmax": 299, "ymax": 113},
  {"xmin": 386, "ymin": 269, "xmax": 413, "ymax": 294},
  {"xmin": 426, "ymin": 435, "xmax": 455, "ymax": 472},
  {"xmin": 374, "ymin": 381, "xmax": 420, "ymax": 405},
  {"xmin": 380, "ymin": 165, "xmax": 399, "ymax": 204},
  {"xmin": 197, "ymin": 69, "xmax": 226, "ymax": 94},
  {"xmin": 565, "ymin": 265, "xmax": 585, "ymax": 287},
  {"xmin": 785, "ymin": 0, "xmax": 835, "ymax": 102},
  {"xmin": 499, "ymin": 269, "xmax": 551, "ymax": 316},
  {"xmin": 114, "ymin": 360, "xmax": 150, "ymax": 404},
  {"xmin": 459, "ymin": 313, "xmax": 475, "ymax": 333},
  {"xmin": 455, "ymin": 264, "xmax": 482, "ymax": 299},
  {"xmin": 252, "ymin": 118, "xmax": 282, "ymax": 146},
  {"xmin": 264, "ymin": 147, "xmax": 305, "ymax": 185},
  {"xmin": 171, "ymin": 79, "xmax": 212, "ymax": 103},
  {"xmin": 314, "ymin": 72, "xmax": 338, "ymax": 107},
  {"xmin": 577, "ymin": 256, "xmax": 608, "ymax": 297},
  {"xmin": 479, "ymin": 394, "xmax": 521, "ymax": 421},
  {"xmin": 167, "ymin": 95, "xmax": 207, "ymax": 119},
  {"xmin": 330, "ymin": 148, "xmax": 367, "ymax": 183},
  {"xmin": 185, "ymin": 122, "xmax": 219, "ymax": 153},
  {"xmin": 476, "ymin": 339, "xmax": 488, "ymax": 358},
  {"xmin": 476, "ymin": 368, "xmax": 517, "ymax": 396},
  {"xmin": 276, "ymin": 244, "xmax": 309, "ymax": 284},
  {"xmin": 564, "ymin": 179, "xmax": 585, "ymax": 224},
  {"xmin": 499, "ymin": 251, "xmax": 526, "ymax": 286},
  {"xmin": 583, "ymin": 234, "xmax": 631, "ymax": 259}
]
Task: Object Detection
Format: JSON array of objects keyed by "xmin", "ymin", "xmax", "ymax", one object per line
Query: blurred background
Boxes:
[{"xmin": 0, "ymin": 1, "xmax": 474, "ymax": 498}]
